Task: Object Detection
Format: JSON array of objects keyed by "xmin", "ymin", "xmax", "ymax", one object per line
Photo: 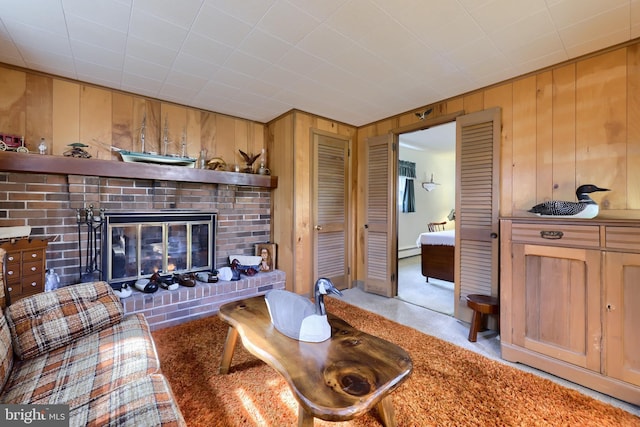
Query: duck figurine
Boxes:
[
  {"xmin": 265, "ymin": 278, "xmax": 343, "ymax": 342},
  {"xmin": 528, "ymin": 184, "xmax": 610, "ymax": 218}
]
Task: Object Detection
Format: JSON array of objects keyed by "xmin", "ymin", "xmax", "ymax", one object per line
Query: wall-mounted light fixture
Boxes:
[{"xmin": 422, "ymin": 174, "xmax": 440, "ymax": 191}]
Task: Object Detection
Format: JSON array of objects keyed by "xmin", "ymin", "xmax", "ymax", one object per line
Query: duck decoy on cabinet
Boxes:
[
  {"xmin": 265, "ymin": 278, "xmax": 343, "ymax": 343},
  {"xmin": 528, "ymin": 184, "xmax": 610, "ymax": 219}
]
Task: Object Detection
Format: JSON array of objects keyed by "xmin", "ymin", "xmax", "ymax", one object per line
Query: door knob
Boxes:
[
  {"xmin": 490, "ymin": 232, "xmax": 498, "ymax": 239},
  {"xmin": 315, "ymin": 225, "xmax": 322, "ymax": 231}
]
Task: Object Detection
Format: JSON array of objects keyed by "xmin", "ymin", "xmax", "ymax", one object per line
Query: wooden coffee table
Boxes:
[{"xmin": 219, "ymin": 296, "xmax": 412, "ymax": 427}]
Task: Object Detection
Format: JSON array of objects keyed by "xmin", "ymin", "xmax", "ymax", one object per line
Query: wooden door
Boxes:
[
  {"xmin": 313, "ymin": 131, "xmax": 350, "ymax": 290},
  {"xmin": 604, "ymin": 251, "xmax": 640, "ymax": 387},
  {"xmin": 455, "ymin": 107, "xmax": 501, "ymax": 321},
  {"xmin": 512, "ymin": 243, "xmax": 601, "ymax": 371},
  {"xmin": 363, "ymin": 134, "xmax": 396, "ymax": 297}
]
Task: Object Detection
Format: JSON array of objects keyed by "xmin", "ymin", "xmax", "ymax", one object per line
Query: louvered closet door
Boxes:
[
  {"xmin": 455, "ymin": 107, "xmax": 501, "ymax": 321},
  {"xmin": 363, "ymin": 134, "xmax": 396, "ymax": 297},
  {"xmin": 313, "ymin": 132, "xmax": 350, "ymax": 289}
]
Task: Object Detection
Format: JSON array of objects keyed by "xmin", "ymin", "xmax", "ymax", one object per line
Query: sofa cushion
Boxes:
[
  {"xmin": 5, "ymin": 281, "xmax": 124, "ymax": 360},
  {"xmin": 0, "ymin": 315, "xmax": 13, "ymax": 392},
  {"xmin": 69, "ymin": 374, "xmax": 186, "ymax": 427},
  {"xmin": 0, "ymin": 314, "xmax": 159, "ymax": 407}
]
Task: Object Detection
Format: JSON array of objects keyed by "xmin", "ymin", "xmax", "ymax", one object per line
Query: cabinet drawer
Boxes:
[
  {"xmin": 21, "ymin": 274, "xmax": 43, "ymax": 293},
  {"xmin": 5, "ymin": 264, "xmax": 20, "ymax": 284},
  {"xmin": 5, "ymin": 252, "xmax": 20, "ymax": 263},
  {"xmin": 5, "ymin": 282, "xmax": 23, "ymax": 298},
  {"xmin": 605, "ymin": 227, "xmax": 640, "ymax": 252},
  {"xmin": 22, "ymin": 260, "xmax": 43, "ymax": 276},
  {"xmin": 23, "ymin": 249, "xmax": 44, "ymax": 262},
  {"xmin": 511, "ymin": 223, "xmax": 600, "ymax": 248}
]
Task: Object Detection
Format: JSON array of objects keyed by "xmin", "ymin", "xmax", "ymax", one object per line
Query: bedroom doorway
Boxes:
[{"xmin": 397, "ymin": 122, "xmax": 456, "ymax": 315}]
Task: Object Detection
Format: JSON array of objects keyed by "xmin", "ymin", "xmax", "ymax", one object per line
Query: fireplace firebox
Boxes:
[{"xmin": 102, "ymin": 211, "xmax": 216, "ymax": 287}]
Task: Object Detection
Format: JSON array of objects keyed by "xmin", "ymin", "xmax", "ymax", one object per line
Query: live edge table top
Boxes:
[{"xmin": 218, "ymin": 296, "xmax": 413, "ymax": 424}]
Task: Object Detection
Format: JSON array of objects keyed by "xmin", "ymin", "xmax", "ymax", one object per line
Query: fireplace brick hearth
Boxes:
[{"xmin": 122, "ymin": 270, "xmax": 285, "ymax": 330}]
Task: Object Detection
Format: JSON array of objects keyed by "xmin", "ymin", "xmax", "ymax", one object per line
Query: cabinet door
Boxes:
[
  {"xmin": 512, "ymin": 243, "xmax": 601, "ymax": 371},
  {"xmin": 604, "ymin": 252, "xmax": 640, "ymax": 387}
]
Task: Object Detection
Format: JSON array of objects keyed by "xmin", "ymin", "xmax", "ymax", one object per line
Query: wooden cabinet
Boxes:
[
  {"xmin": 501, "ymin": 219, "xmax": 640, "ymax": 405},
  {"xmin": 1, "ymin": 238, "xmax": 48, "ymax": 303}
]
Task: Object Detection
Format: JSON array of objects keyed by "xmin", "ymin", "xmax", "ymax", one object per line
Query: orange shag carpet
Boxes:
[{"xmin": 152, "ymin": 298, "xmax": 639, "ymax": 426}]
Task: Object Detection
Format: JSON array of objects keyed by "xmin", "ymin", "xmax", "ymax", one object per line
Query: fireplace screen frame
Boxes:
[{"xmin": 102, "ymin": 211, "xmax": 216, "ymax": 286}]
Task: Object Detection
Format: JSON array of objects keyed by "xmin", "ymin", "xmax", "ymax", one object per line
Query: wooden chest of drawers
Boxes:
[{"xmin": 1, "ymin": 238, "xmax": 48, "ymax": 303}]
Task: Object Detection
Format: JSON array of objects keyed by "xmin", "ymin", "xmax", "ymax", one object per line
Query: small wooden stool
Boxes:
[{"xmin": 466, "ymin": 294, "xmax": 499, "ymax": 342}]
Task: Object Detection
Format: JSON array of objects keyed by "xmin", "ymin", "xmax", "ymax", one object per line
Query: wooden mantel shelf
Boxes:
[{"xmin": 0, "ymin": 151, "xmax": 278, "ymax": 188}]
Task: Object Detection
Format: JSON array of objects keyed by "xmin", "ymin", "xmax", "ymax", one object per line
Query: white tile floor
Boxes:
[{"xmin": 338, "ymin": 285, "xmax": 640, "ymax": 417}]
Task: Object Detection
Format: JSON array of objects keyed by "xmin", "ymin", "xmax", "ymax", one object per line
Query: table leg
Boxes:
[
  {"xmin": 219, "ymin": 326, "xmax": 239, "ymax": 374},
  {"xmin": 297, "ymin": 405, "xmax": 314, "ymax": 427},
  {"xmin": 376, "ymin": 396, "xmax": 396, "ymax": 427}
]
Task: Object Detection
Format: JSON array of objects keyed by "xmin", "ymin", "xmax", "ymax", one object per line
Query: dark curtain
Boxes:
[
  {"xmin": 399, "ymin": 160, "xmax": 416, "ymax": 213},
  {"xmin": 402, "ymin": 178, "xmax": 415, "ymax": 212}
]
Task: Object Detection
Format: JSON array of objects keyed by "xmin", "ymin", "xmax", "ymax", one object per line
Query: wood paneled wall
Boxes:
[
  {"xmin": 355, "ymin": 41, "xmax": 640, "ymax": 282},
  {"xmin": 0, "ymin": 64, "xmax": 265, "ymax": 166}
]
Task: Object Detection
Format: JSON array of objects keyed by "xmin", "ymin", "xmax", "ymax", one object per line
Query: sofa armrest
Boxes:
[{"xmin": 5, "ymin": 281, "xmax": 124, "ymax": 360}]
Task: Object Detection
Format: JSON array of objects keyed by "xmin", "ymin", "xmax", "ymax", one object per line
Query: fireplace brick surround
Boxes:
[{"xmin": 0, "ymin": 170, "xmax": 282, "ymax": 328}]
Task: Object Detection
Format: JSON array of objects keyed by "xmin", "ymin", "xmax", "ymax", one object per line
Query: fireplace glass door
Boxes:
[{"xmin": 104, "ymin": 212, "xmax": 215, "ymax": 286}]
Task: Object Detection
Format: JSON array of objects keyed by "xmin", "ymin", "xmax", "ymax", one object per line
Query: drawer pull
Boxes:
[
  {"xmin": 7, "ymin": 287, "xmax": 12, "ymax": 292},
  {"xmin": 7, "ymin": 270, "xmax": 14, "ymax": 276},
  {"xmin": 31, "ymin": 253, "xmax": 37, "ymax": 258},
  {"xmin": 8, "ymin": 256, "xmax": 15, "ymax": 261},
  {"xmin": 31, "ymin": 282, "xmax": 37, "ymax": 287},
  {"xmin": 30, "ymin": 266, "xmax": 37, "ymax": 271},
  {"xmin": 540, "ymin": 230, "xmax": 564, "ymax": 239}
]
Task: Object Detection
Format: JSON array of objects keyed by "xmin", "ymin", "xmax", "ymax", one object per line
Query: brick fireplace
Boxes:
[{"xmin": 0, "ymin": 170, "xmax": 283, "ymax": 328}]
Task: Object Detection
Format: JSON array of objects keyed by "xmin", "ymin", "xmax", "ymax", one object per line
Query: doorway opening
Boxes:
[{"xmin": 397, "ymin": 121, "xmax": 455, "ymax": 315}]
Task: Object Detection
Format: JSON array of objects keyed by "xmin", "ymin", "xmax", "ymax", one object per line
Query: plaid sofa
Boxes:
[{"xmin": 0, "ymin": 248, "xmax": 186, "ymax": 426}]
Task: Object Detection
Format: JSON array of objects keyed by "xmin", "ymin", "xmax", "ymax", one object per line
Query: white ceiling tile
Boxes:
[
  {"xmin": 74, "ymin": 60, "xmax": 122, "ymax": 85},
  {"xmin": 499, "ymin": 32, "xmax": 565, "ymax": 66},
  {"xmin": 134, "ymin": 0, "xmax": 203, "ymax": 29},
  {"xmin": 325, "ymin": 0, "xmax": 391, "ymax": 42},
  {"xmin": 238, "ymin": 28, "xmax": 292, "ymax": 63},
  {"xmin": 0, "ymin": 0, "xmax": 67, "ymax": 34},
  {"xmin": 125, "ymin": 36, "xmax": 178, "ymax": 68},
  {"xmin": 205, "ymin": 0, "xmax": 276, "ymax": 25},
  {"xmin": 129, "ymin": 8, "xmax": 189, "ymax": 51},
  {"xmin": 70, "ymin": 39, "xmax": 125, "ymax": 68},
  {"xmin": 257, "ymin": 1, "xmax": 319, "ymax": 44},
  {"xmin": 121, "ymin": 73, "xmax": 163, "ymax": 95},
  {"xmin": 62, "ymin": 0, "xmax": 132, "ymax": 33},
  {"xmin": 171, "ymin": 51, "xmax": 220, "ymax": 79},
  {"xmin": 419, "ymin": 14, "xmax": 487, "ymax": 56},
  {"xmin": 559, "ymin": 6, "xmax": 631, "ymax": 51},
  {"xmin": 284, "ymin": 0, "xmax": 347, "ymax": 21},
  {"xmin": 469, "ymin": 0, "xmax": 548, "ymax": 34},
  {"xmin": 296, "ymin": 25, "xmax": 357, "ymax": 64},
  {"xmin": 123, "ymin": 56, "xmax": 169, "ymax": 82},
  {"xmin": 164, "ymin": 69, "xmax": 208, "ymax": 92},
  {"xmin": 549, "ymin": 0, "xmax": 629, "ymax": 29},
  {"xmin": 191, "ymin": 3, "xmax": 253, "ymax": 47},
  {"xmin": 223, "ymin": 51, "xmax": 271, "ymax": 78},
  {"xmin": 66, "ymin": 14, "xmax": 127, "ymax": 53},
  {"xmin": 181, "ymin": 32, "xmax": 234, "ymax": 66}
]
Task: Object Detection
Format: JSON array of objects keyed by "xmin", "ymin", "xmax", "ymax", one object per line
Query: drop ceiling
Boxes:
[{"xmin": 1, "ymin": 0, "xmax": 638, "ymax": 126}]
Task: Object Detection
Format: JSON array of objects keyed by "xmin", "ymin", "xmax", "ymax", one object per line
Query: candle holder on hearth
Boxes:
[{"xmin": 76, "ymin": 205, "xmax": 105, "ymax": 282}]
